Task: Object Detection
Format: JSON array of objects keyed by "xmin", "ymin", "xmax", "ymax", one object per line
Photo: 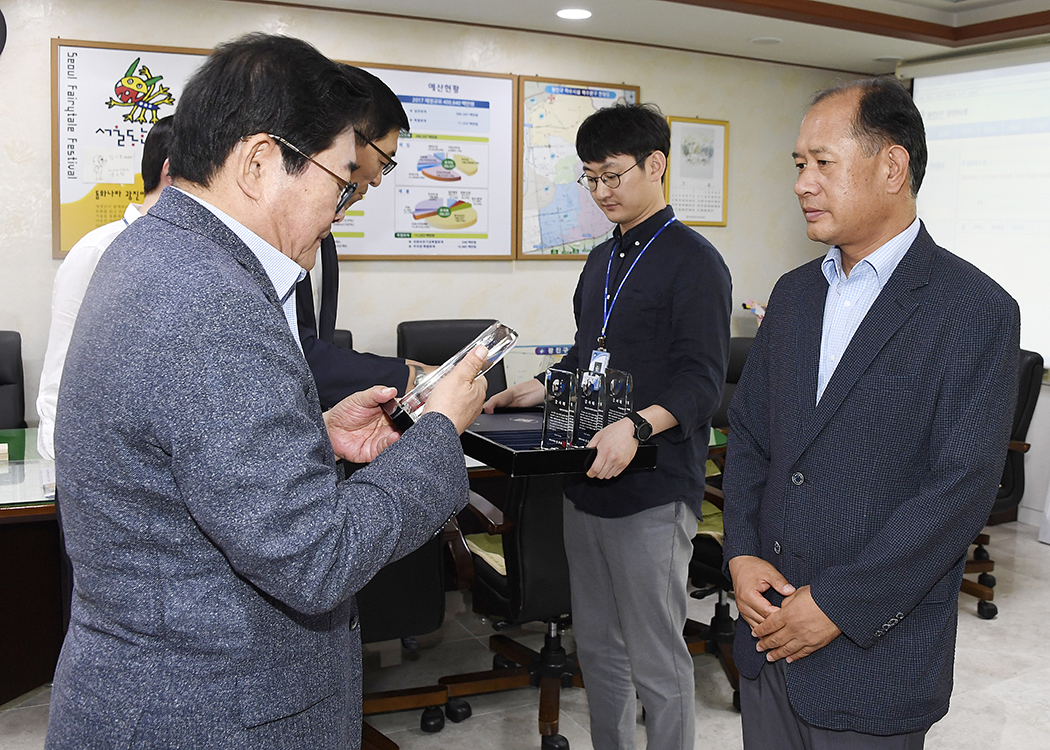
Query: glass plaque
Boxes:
[
  {"xmin": 541, "ymin": 368, "xmax": 577, "ymax": 448},
  {"xmin": 574, "ymin": 370, "xmax": 606, "ymax": 446},
  {"xmin": 382, "ymin": 321, "xmax": 519, "ymax": 432},
  {"xmin": 605, "ymin": 368, "xmax": 634, "ymax": 424}
]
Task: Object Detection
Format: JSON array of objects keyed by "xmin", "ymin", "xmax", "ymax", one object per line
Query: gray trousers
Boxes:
[
  {"xmin": 563, "ymin": 499, "xmax": 697, "ymax": 750},
  {"xmin": 741, "ymin": 659, "xmax": 928, "ymax": 749}
]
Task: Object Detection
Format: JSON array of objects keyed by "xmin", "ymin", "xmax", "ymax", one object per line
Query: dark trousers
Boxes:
[{"xmin": 741, "ymin": 659, "xmax": 928, "ymax": 750}]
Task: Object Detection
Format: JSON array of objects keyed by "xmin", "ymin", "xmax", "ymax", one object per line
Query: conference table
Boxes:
[{"xmin": 0, "ymin": 428, "xmax": 63, "ymax": 705}]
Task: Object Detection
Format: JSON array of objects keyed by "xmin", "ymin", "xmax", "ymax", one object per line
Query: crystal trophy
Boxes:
[
  {"xmin": 573, "ymin": 369, "xmax": 606, "ymax": 446},
  {"xmin": 381, "ymin": 322, "xmax": 519, "ymax": 432},
  {"xmin": 604, "ymin": 368, "xmax": 634, "ymax": 425},
  {"xmin": 541, "ymin": 368, "xmax": 578, "ymax": 448}
]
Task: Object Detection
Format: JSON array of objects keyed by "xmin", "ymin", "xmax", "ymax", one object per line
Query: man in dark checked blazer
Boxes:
[
  {"xmin": 46, "ymin": 34, "xmax": 486, "ymax": 749},
  {"xmin": 723, "ymin": 77, "xmax": 1019, "ymax": 748}
]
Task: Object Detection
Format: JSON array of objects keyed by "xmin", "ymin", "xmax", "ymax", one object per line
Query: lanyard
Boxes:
[{"xmin": 599, "ymin": 216, "xmax": 675, "ymax": 348}]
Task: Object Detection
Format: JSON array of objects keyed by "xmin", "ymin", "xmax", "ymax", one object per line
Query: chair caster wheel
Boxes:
[
  {"xmin": 977, "ymin": 600, "xmax": 998, "ymax": 620},
  {"xmin": 420, "ymin": 705, "xmax": 445, "ymax": 733},
  {"xmin": 541, "ymin": 733, "xmax": 569, "ymax": 750},
  {"xmin": 445, "ymin": 698, "xmax": 472, "ymax": 723},
  {"xmin": 978, "ymin": 572, "xmax": 996, "ymax": 588},
  {"xmin": 974, "ymin": 546, "xmax": 990, "ymax": 561},
  {"xmin": 493, "ymin": 653, "xmax": 516, "ymax": 670},
  {"xmin": 733, "ymin": 690, "xmax": 741, "ymax": 711}
]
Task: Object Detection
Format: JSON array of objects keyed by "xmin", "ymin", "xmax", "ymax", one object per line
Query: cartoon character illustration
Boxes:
[{"xmin": 106, "ymin": 58, "xmax": 175, "ymax": 124}]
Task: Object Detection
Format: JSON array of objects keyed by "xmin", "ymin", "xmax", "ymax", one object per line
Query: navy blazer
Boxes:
[
  {"xmin": 722, "ymin": 224, "xmax": 1019, "ymax": 735},
  {"xmin": 296, "ymin": 234, "xmax": 410, "ymax": 409},
  {"xmin": 48, "ymin": 189, "xmax": 468, "ymax": 749}
]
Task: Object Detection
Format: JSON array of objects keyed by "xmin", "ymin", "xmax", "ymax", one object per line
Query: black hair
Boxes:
[
  {"xmin": 813, "ymin": 76, "xmax": 928, "ymax": 196},
  {"xmin": 141, "ymin": 115, "xmax": 173, "ymax": 194},
  {"xmin": 576, "ymin": 103, "xmax": 670, "ymax": 167},
  {"xmin": 168, "ymin": 33, "xmax": 368, "ymax": 186},
  {"xmin": 341, "ymin": 65, "xmax": 410, "ymax": 142}
]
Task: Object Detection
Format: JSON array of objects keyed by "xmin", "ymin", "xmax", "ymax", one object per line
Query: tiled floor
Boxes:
[{"xmin": 3, "ymin": 521, "xmax": 1049, "ymax": 750}]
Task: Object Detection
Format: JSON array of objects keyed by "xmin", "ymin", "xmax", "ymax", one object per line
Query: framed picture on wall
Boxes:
[
  {"xmin": 517, "ymin": 76, "xmax": 640, "ymax": 259},
  {"xmin": 51, "ymin": 39, "xmax": 208, "ymax": 258},
  {"xmin": 334, "ymin": 63, "xmax": 518, "ymax": 260},
  {"xmin": 664, "ymin": 116, "xmax": 728, "ymax": 226}
]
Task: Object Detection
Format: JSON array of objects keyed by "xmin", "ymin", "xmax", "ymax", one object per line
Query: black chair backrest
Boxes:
[
  {"xmin": 711, "ymin": 336, "xmax": 754, "ymax": 430},
  {"xmin": 396, "ymin": 319, "xmax": 508, "ymax": 400},
  {"xmin": 331, "ymin": 328, "xmax": 353, "ymax": 351},
  {"xmin": 0, "ymin": 331, "xmax": 26, "ymax": 429},
  {"xmin": 994, "ymin": 348, "xmax": 1043, "ymax": 512},
  {"xmin": 503, "ymin": 474, "xmax": 572, "ymax": 624}
]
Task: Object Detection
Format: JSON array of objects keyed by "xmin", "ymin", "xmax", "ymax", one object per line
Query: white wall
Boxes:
[{"xmin": 0, "ymin": 0, "xmax": 843, "ymax": 424}]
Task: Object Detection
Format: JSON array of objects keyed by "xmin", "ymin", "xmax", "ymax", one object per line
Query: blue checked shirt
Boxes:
[{"xmin": 817, "ymin": 217, "xmax": 920, "ymax": 403}]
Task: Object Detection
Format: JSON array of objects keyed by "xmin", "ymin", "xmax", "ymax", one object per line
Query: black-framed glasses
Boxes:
[
  {"xmin": 355, "ymin": 130, "xmax": 398, "ymax": 176},
  {"xmin": 268, "ymin": 134, "xmax": 359, "ymax": 215},
  {"xmin": 577, "ymin": 153, "xmax": 652, "ymax": 192}
]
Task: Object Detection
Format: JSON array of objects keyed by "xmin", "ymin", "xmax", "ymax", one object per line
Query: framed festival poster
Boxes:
[
  {"xmin": 52, "ymin": 39, "xmax": 208, "ymax": 257},
  {"xmin": 518, "ymin": 76, "xmax": 639, "ymax": 259},
  {"xmin": 664, "ymin": 116, "xmax": 728, "ymax": 226}
]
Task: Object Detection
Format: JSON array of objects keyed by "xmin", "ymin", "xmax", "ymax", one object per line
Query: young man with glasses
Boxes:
[
  {"xmin": 295, "ymin": 66, "xmax": 432, "ymax": 409},
  {"xmin": 46, "ymin": 34, "xmax": 487, "ymax": 749},
  {"xmin": 485, "ymin": 103, "xmax": 732, "ymax": 750}
]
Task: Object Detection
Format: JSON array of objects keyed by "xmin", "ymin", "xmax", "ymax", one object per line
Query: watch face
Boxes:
[{"xmin": 637, "ymin": 422, "xmax": 653, "ymax": 441}]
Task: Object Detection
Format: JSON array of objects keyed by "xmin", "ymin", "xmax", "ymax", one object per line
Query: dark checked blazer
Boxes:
[
  {"xmin": 47, "ymin": 188, "xmax": 467, "ymax": 750},
  {"xmin": 722, "ymin": 223, "xmax": 1019, "ymax": 736}
]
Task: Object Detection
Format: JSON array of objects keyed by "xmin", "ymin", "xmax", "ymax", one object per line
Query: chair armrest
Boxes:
[
  {"xmin": 1009, "ymin": 440, "xmax": 1031, "ymax": 454},
  {"xmin": 704, "ymin": 484, "xmax": 725, "ymax": 511},
  {"xmin": 464, "ymin": 490, "xmax": 513, "ymax": 535},
  {"xmin": 441, "ymin": 516, "xmax": 475, "ymax": 590}
]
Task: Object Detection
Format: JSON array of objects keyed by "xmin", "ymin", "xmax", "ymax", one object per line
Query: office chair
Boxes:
[
  {"xmin": 682, "ymin": 337, "xmax": 753, "ymax": 709},
  {"xmin": 357, "ymin": 519, "xmax": 475, "ymax": 747},
  {"xmin": 683, "ymin": 486, "xmax": 740, "ymax": 710},
  {"xmin": 961, "ymin": 348, "xmax": 1043, "ymax": 619},
  {"xmin": 0, "ymin": 331, "xmax": 27, "ymax": 429},
  {"xmin": 439, "ymin": 472, "xmax": 581, "ymax": 750},
  {"xmin": 395, "ymin": 319, "xmax": 508, "ymax": 399}
]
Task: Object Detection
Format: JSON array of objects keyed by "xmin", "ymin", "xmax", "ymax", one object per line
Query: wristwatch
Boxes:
[{"xmin": 626, "ymin": 411, "xmax": 653, "ymax": 442}]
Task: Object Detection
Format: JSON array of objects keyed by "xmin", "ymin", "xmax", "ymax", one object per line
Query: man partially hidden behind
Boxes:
[
  {"xmin": 297, "ymin": 66, "xmax": 432, "ymax": 407},
  {"xmin": 486, "ymin": 104, "xmax": 732, "ymax": 750},
  {"xmin": 46, "ymin": 34, "xmax": 486, "ymax": 749},
  {"xmin": 37, "ymin": 115, "xmax": 174, "ymax": 459},
  {"xmin": 723, "ymin": 77, "xmax": 1019, "ymax": 748}
]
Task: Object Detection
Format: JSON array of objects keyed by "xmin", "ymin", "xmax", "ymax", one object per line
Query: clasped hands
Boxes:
[
  {"xmin": 729, "ymin": 555, "xmax": 841, "ymax": 663},
  {"xmin": 324, "ymin": 345, "xmax": 489, "ymax": 463}
]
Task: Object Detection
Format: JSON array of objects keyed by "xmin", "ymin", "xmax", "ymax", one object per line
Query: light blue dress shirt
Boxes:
[
  {"xmin": 175, "ymin": 189, "xmax": 307, "ymax": 347},
  {"xmin": 816, "ymin": 217, "xmax": 920, "ymax": 403}
]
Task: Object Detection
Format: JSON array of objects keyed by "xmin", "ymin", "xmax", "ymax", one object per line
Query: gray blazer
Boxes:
[
  {"xmin": 46, "ymin": 188, "xmax": 468, "ymax": 749},
  {"xmin": 722, "ymin": 224, "xmax": 1019, "ymax": 735}
]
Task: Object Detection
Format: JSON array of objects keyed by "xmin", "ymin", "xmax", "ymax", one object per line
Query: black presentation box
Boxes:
[{"xmin": 461, "ymin": 411, "xmax": 657, "ymax": 477}]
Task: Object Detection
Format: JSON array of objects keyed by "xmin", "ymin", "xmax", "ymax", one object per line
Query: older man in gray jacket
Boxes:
[{"xmin": 45, "ymin": 34, "xmax": 486, "ymax": 749}]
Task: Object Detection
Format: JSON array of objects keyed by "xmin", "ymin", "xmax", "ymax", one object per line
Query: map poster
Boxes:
[
  {"xmin": 51, "ymin": 40, "xmax": 208, "ymax": 257},
  {"xmin": 334, "ymin": 64, "xmax": 517, "ymax": 260},
  {"xmin": 665, "ymin": 116, "xmax": 729, "ymax": 226},
  {"xmin": 518, "ymin": 77, "xmax": 639, "ymax": 259}
]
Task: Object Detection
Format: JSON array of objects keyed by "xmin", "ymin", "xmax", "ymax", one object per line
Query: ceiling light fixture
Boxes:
[
  {"xmin": 749, "ymin": 37, "xmax": 783, "ymax": 45},
  {"xmin": 557, "ymin": 9, "xmax": 592, "ymax": 20}
]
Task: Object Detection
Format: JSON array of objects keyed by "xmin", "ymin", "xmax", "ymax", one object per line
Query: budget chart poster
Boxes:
[{"xmin": 334, "ymin": 64, "xmax": 517, "ymax": 260}]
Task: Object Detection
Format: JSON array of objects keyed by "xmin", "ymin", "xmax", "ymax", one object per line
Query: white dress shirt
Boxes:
[{"xmin": 37, "ymin": 203, "xmax": 143, "ymax": 459}]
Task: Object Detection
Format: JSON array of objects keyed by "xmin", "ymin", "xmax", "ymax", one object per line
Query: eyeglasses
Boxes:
[
  {"xmin": 577, "ymin": 153, "xmax": 652, "ymax": 192},
  {"xmin": 356, "ymin": 130, "xmax": 398, "ymax": 176},
  {"xmin": 268, "ymin": 134, "xmax": 359, "ymax": 215}
]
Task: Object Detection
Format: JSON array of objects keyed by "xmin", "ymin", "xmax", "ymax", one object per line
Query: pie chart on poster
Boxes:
[
  {"xmin": 412, "ymin": 198, "xmax": 478, "ymax": 230},
  {"xmin": 417, "ymin": 152, "xmax": 479, "ymax": 182}
]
